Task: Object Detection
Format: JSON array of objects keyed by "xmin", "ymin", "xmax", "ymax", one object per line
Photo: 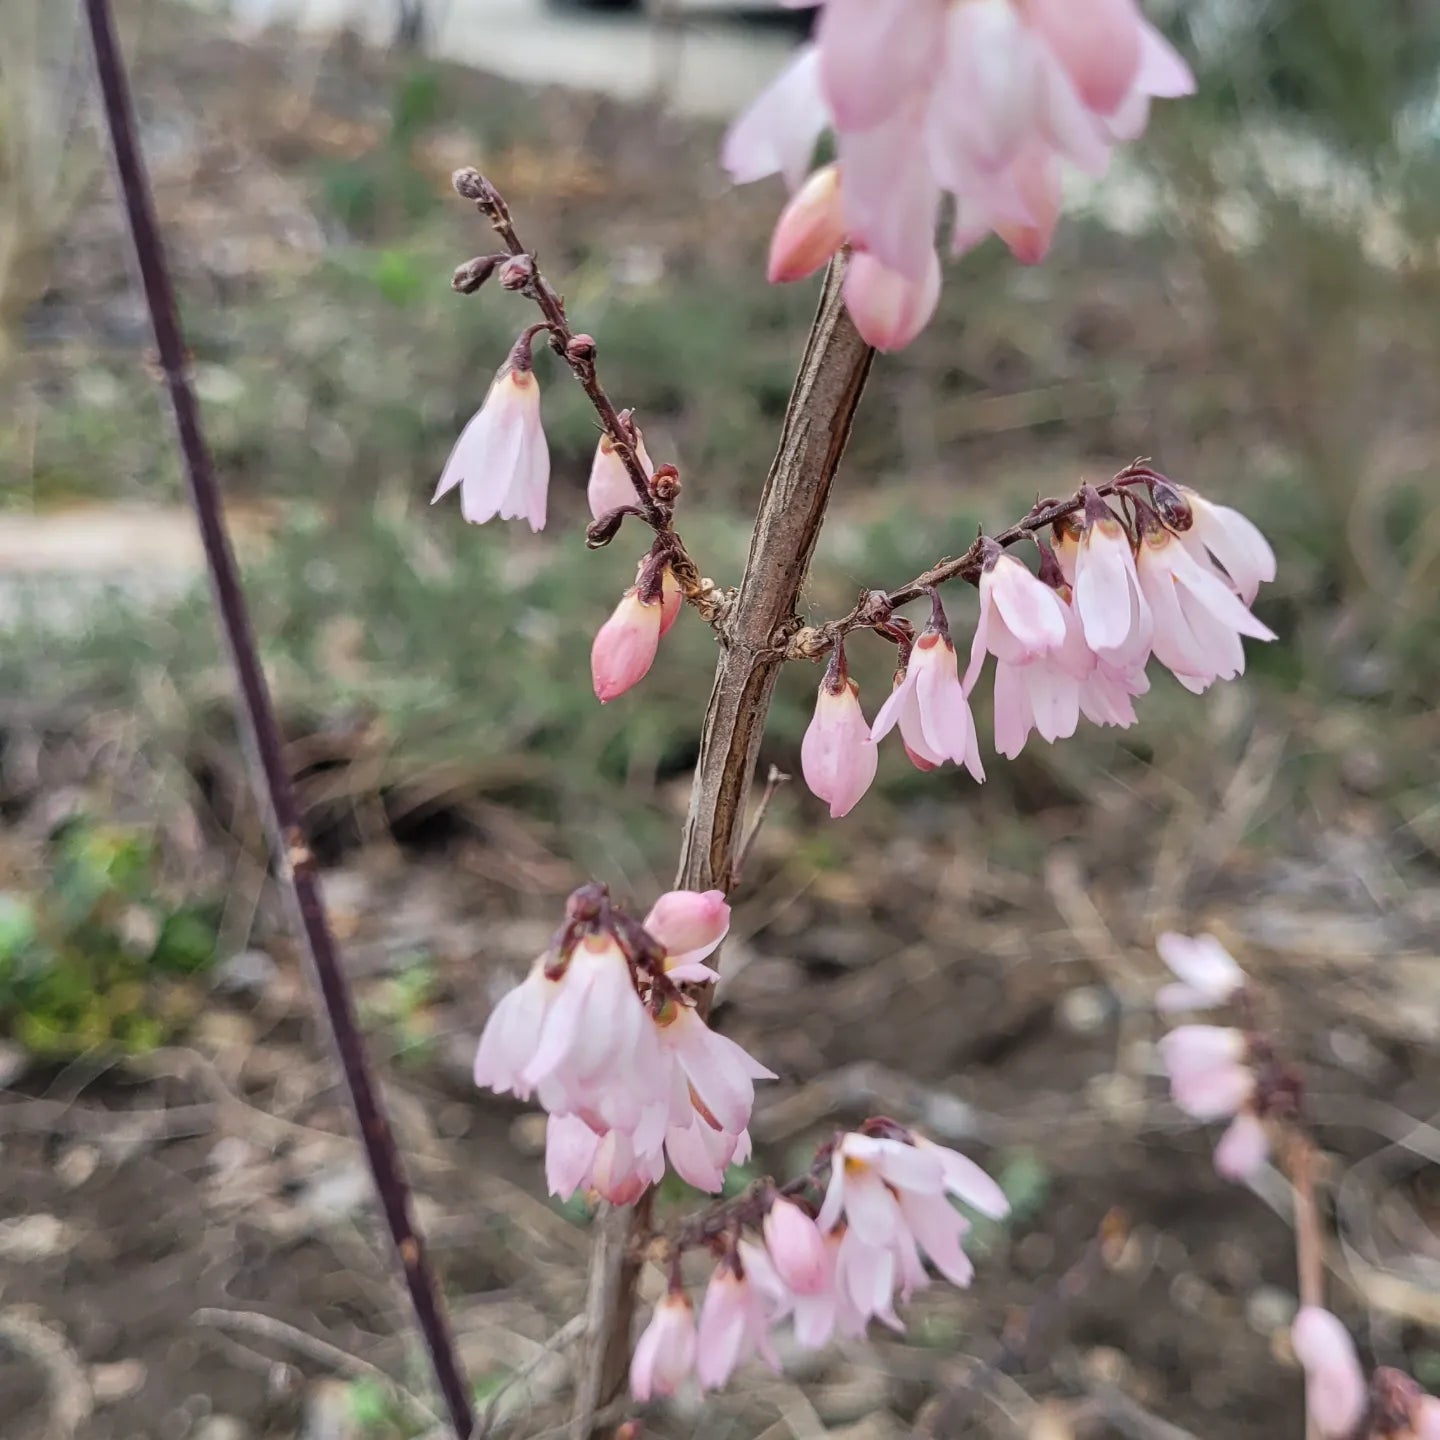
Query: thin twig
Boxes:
[
  {"xmin": 1284, "ymin": 1129, "xmax": 1327, "ymax": 1440},
  {"xmin": 477, "ymin": 1315, "xmax": 588, "ymax": 1438},
  {"xmin": 81, "ymin": 5, "xmax": 473, "ymax": 1435},
  {"xmin": 733, "ymin": 765, "xmax": 791, "ymax": 887}
]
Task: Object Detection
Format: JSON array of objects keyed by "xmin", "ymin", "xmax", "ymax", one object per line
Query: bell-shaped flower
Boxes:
[
  {"xmin": 432, "ymin": 361, "xmax": 550, "ymax": 531},
  {"xmin": 587, "ymin": 424, "xmax": 653, "ymax": 521},
  {"xmin": 472, "ymin": 957, "xmax": 558, "ymax": 1099},
  {"xmin": 871, "ymin": 597, "xmax": 984, "ymax": 780},
  {"xmin": 592, "ymin": 586, "xmax": 664, "ymax": 703},
  {"xmin": 1155, "ymin": 931, "xmax": 1246, "ymax": 1013},
  {"xmin": 1292, "ymin": 1308, "xmax": 1368, "ymax": 1440},
  {"xmin": 697, "ymin": 1260, "xmax": 780, "ymax": 1391},
  {"xmin": 631, "ymin": 1292, "xmax": 698, "ymax": 1402},
  {"xmin": 1177, "ymin": 487, "xmax": 1277, "ymax": 606},
  {"xmin": 1134, "ymin": 513, "xmax": 1275, "ymax": 694},
  {"xmin": 763, "ymin": 1198, "xmax": 831, "ymax": 1297},
  {"xmin": 1158, "ymin": 1025, "xmax": 1254, "ymax": 1122},
  {"xmin": 769, "ymin": 164, "xmax": 847, "ymax": 284},
  {"xmin": 801, "ymin": 644, "xmax": 878, "ymax": 819},
  {"xmin": 1073, "ymin": 488, "xmax": 1152, "ymax": 667},
  {"xmin": 842, "ymin": 247, "xmax": 941, "ymax": 351}
]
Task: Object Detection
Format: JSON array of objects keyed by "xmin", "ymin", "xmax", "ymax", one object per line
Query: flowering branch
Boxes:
[
  {"xmin": 785, "ymin": 460, "xmax": 1174, "ymax": 661},
  {"xmin": 450, "ymin": 167, "xmax": 725, "ymax": 622},
  {"xmin": 81, "ymin": 4, "xmax": 474, "ymax": 1436}
]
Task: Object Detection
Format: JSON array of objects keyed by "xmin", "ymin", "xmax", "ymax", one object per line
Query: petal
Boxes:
[
  {"xmin": 1026, "ymin": 0, "xmax": 1144, "ymax": 115},
  {"xmin": 918, "ymin": 1139, "xmax": 1010, "ymax": 1219},
  {"xmin": 1214, "ymin": 1112, "xmax": 1270, "ymax": 1181},
  {"xmin": 897, "ymin": 1189, "xmax": 974, "ymax": 1288},
  {"xmin": 818, "ymin": 0, "xmax": 945, "ymax": 132},
  {"xmin": 645, "ymin": 889, "xmax": 732, "ymax": 965},
  {"xmin": 1292, "ymin": 1308, "xmax": 1367, "ymax": 1440},
  {"xmin": 722, "ymin": 47, "xmax": 828, "ymax": 191}
]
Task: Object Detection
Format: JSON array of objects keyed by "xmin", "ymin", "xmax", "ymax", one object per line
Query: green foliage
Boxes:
[
  {"xmin": 0, "ymin": 820, "xmax": 218, "ymax": 1058},
  {"xmin": 362, "ymin": 951, "xmax": 441, "ymax": 1065}
]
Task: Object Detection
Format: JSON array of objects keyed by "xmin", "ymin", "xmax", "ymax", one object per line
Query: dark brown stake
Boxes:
[{"xmin": 81, "ymin": 4, "xmax": 474, "ymax": 1435}]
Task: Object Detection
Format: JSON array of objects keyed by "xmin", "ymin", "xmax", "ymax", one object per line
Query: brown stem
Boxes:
[
  {"xmin": 570, "ymin": 257, "xmax": 874, "ymax": 1438},
  {"xmin": 83, "ymin": 5, "xmax": 474, "ymax": 1435}
]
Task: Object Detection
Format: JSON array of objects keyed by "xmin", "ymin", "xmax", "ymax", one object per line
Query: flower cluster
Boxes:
[
  {"xmin": 473, "ymin": 884, "xmax": 773, "ymax": 1203},
  {"xmin": 800, "ymin": 474, "xmax": 1276, "ymax": 819},
  {"xmin": 1152, "ymin": 931, "xmax": 1303, "ymax": 1182},
  {"xmin": 724, "ymin": 0, "xmax": 1194, "ymax": 349},
  {"xmin": 1292, "ymin": 1306, "xmax": 1440, "ymax": 1440},
  {"xmin": 630, "ymin": 1123, "xmax": 1009, "ymax": 1400}
]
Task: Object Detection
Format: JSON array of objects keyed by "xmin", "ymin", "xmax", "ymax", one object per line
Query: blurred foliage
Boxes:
[
  {"xmin": 361, "ymin": 949, "xmax": 441, "ymax": 1066},
  {"xmin": 0, "ymin": 819, "xmax": 219, "ymax": 1056}
]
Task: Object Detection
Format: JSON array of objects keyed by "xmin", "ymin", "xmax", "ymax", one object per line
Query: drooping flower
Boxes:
[
  {"xmin": 763, "ymin": 1198, "xmax": 832, "ymax": 1297},
  {"xmin": 433, "ymin": 351, "xmax": 550, "ymax": 530},
  {"xmin": 801, "ymin": 643, "xmax": 878, "ymax": 818},
  {"xmin": 722, "ymin": 2, "xmax": 1194, "ymax": 346},
  {"xmin": 1072, "ymin": 486, "xmax": 1153, "ymax": 667},
  {"xmin": 592, "ymin": 586, "xmax": 664, "ymax": 703},
  {"xmin": 1157, "ymin": 1023, "xmax": 1270, "ymax": 1179},
  {"xmin": 696, "ymin": 1259, "xmax": 780, "ymax": 1390},
  {"xmin": 1134, "ymin": 509, "xmax": 1276, "ymax": 694},
  {"xmin": 1179, "ymin": 486, "xmax": 1277, "ymax": 606},
  {"xmin": 1155, "ymin": 931, "xmax": 1246, "ymax": 1013},
  {"xmin": 871, "ymin": 595, "xmax": 985, "ymax": 780},
  {"xmin": 631, "ymin": 1292, "xmax": 698, "ymax": 1402},
  {"xmin": 1292, "ymin": 1308, "xmax": 1368, "ymax": 1440},
  {"xmin": 588, "ymin": 422, "xmax": 654, "ymax": 521}
]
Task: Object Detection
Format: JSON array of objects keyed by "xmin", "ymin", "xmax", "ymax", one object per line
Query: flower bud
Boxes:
[
  {"xmin": 768, "ymin": 164, "xmax": 846, "ymax": 284},
  {"xmin": 591, "ymin": 588, "xmax": 663, "ymax": 702},
  {"xmin": 566, "ymin": 333, "xmax": 597, "ymax": 364},
  {"xmin": 763, "ymin": 1198, "xmax": 830, "ymax": 1295},
  {"xmin": 451, "ymin": 166, "xmax": 487, "ymax": 200},
  {"xmin": 498, "ymin": 254, "xmax": 535, "ymax": 290},
  {"xmin": 842, "ymin": 248, "xmax": 941, "ymax": 352},
  {"xmin": 451, "ymin": 254, "xmax": 502, "ymax": 294}
]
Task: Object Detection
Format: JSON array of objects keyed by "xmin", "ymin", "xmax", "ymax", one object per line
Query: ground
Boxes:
[{"xmin": 2, "ymin": 6, "xmax": 1439, "ymax": 1440}]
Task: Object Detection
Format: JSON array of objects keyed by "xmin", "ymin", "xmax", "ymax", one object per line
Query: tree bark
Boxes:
[{"xmin": 570, "ymin": 255, "xmax": 874, "ymax": 1436}]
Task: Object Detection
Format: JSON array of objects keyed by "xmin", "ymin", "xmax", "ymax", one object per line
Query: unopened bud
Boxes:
[
  {"xmin": 451, "ymin": 167, "xmax": 487, "ymax": 201},
  {"xmin": 1151, "ymin": 478, "xmax": 1194, "ymax": 532},
  {"xmin": 451, "ymin": 254, "xmax": 502, "ymax": 294},
  {"xmin": 498, "ymin": 255, "xmax": 535, "ymax": 290},
  {"xmin": 768, "ymin": 164, "xmax": 846, "ymax": 284},
  {"xmin": 566, "ymin": 333, "xmax": 597, "ymax": 365},
  {"xmin": 650, "ymin": 464, "xmax": 681, "ymax": 503},
  {"xmin": 586, "ymin": 508, "xmax": 629, "ymax": 548}
]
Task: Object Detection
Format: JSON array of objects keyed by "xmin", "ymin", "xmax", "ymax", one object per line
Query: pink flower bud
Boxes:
[
  {"xmin": 630, "ymin": 1293, "xmax": 698, "ymax": 1402},
  {"xmin": 1292, "ymin": 1308, "xmax": 1367, "ymax": 1440},
  {"xmin": 588, "ymin": 427, "xmax": 654, "ymax": 520},
  {"xmin": 801, "ymin": 674, "xmax": 877, "ymax": 819},
  {"xmin": 591, "ymin": 588, "xmax": 663, "ymax": 702},
  {"xmin": 842, "ymin": 247, "xmax": 942, "ymax": 352},
  {"xmin": 643, "ymin": 889, "xmax": 731, "ymax": 967},
  {"xmin": 768, "ymin": 164, "xmax": 847, "ymax": 284},
  {"xmin": 763, "ymin": 1198, "xmax": 831, "ymax": 1296},
  {"xmin": 696, "ymin": 1265, "xmax": 778, "ymax": 1391}
]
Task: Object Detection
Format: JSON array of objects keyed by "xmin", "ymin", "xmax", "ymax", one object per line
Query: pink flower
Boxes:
[
  {"xmin": 1135, "ymin": 515, "xmax": 1275, "ymax": 694},
  {"xmin": 871, "ymin": 597, "xmax": 985, "ymax": 780},
  {"xmin": 1178, "ymin": 486, "xmax": 1277, "ymax": 606},
  {"xmin": 816, "ymin": 1130, "xmax": 1007, "ymax": 1319},
  {"xmin": 1073, "ymin": 488, "xmax": 1153, "ymax": 667},
  {"xmin": 966, "ymin": 550, "xmax": 1069, "ymax": 669},
  {"xmin": 631, "ymin": 1292, "xmax": 698, "ymax": 1402},
  {"xmin": 1078, "ymin": 655, "xmax": 1148, "ymax": 728},
  {"xmin": 1155, "ymin": 931, "xmax": 1246, "ymax": 1013},
  {"xmin": 1213, "ymin": 1111, "xmax": 1269, "ymax": 1181},
  {"xmin": 801, "ymin": 645, "xmax": 878, "ymax": 819},
  {"xmin": 591, "ymin": 587, "xmax": 663, "ymax": 703},
  {"xmin": 644, "ymin": 888, "xmax": 731, "ymax": 973},
  {"xmin": 432, "ymin": 362, "xmax": 550, "ymax": 530},
  {"xmin": 1416, "ymin": 1396, "xmax": 1440, "ymax": 1440},
  {"xmin": 769, "ymin": 164, "xmax": 846, "ymax": 284},
  {"xmin": 721, "ymin": 46, "xmax": 827, "ymax": 191},
  {"xmin": 763, "ymin": 1198, "xmax": 831, "ymax": 1296},
  {"xmin": 587, "ymin": 424, "xmax": 653, "ymax": 521},
  {"xmin": 1158, "ymin": 1025, "xmax": 1253, "ymax": 1121},
  {"xmin": 656, "ymin": 1003, "xmax": 775, "ymax": 1138},
  {"xmin": 696, "ymin": 1261, "xmax": 780, "ymax": 1390},
  {"xmin": 1292, "ymin": 1308, "xmax": 1367, "ymax": 1440},
  {"xmin": 472, "ymin": 957, "xmax": 557, "ymax": 1098},
  {"xmin": 842, "ymin": 247, "xmax": 942, "ymax": 352}
]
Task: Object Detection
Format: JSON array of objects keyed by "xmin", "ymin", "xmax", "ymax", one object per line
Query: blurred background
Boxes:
[{"xmin": 2, "ymin": 1, "xmax": 1439, "ymax": 1437}]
